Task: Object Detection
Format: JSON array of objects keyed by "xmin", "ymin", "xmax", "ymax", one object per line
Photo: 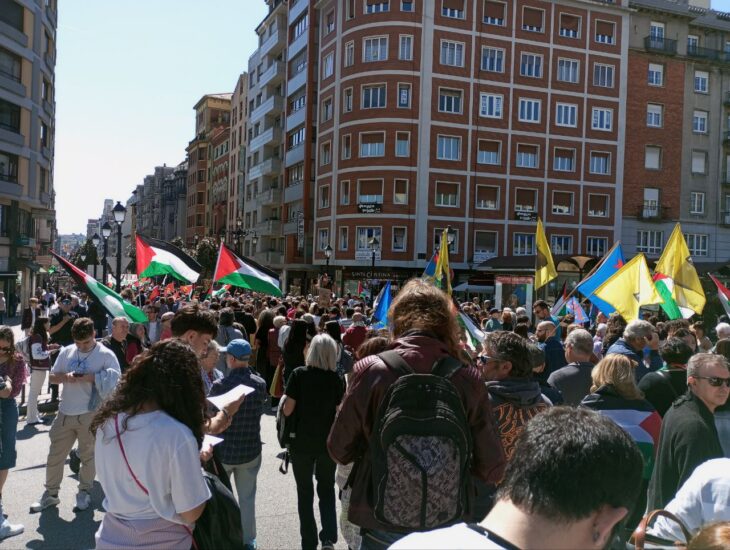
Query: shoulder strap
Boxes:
[
  {"xmin": 114, "ymin": 415, "xmax": 149, "ymax": 495},
  {"xmin": 377, "ymin": 350, "xmax": 413, "ymax": 375},
  {"xmin": 431, "ymin": 355, "xmax": 463, "ymax": 379},
  {"xmin": 466, "ymin": 524, "xmax": 522, "ymax": 550}
]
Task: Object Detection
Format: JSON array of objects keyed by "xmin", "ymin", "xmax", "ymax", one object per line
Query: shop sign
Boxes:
[
  {"xmin": 496, "ymin": 275, "xmax": 534, "ymax": 285},
  {"xmin": 358, "ymin": 203, "xmax": 382, "ymax": 214},
  {"xmin": 514, "ymin": 210, "xmax": 538, "ymax": 222},
  {"xmin": 355, "ymin": 249, "xmax": 381, "ymax": 261}
]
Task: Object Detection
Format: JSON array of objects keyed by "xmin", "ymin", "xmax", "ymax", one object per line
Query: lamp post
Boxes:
[
  {"xmin": 80, "ymin": 253, "xmax": 86, "ymax": 272},
  {"xmin": 112, "ymin": 201, "xmax": 127, "ymax": 292},
  {"xmin": 101, "ymin": 222, "xmax": 112, "ymax": 286},
  {"xmin": 324, "ymin": 244, "xmax": 332, "ymax": 279},
  {"xmin": 369, "ymin": 236, "xmax": 379, "ymax": 308},
  {"xmin": 91, "ymin": 233, "xmax": 100, "ymax": 280}
]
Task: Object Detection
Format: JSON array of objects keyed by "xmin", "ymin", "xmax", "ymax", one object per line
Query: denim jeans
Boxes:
[
  {"xmin": 291, "ymin": 449, "xmax": 337, "ymax": 550},
  {"xmin": 224, "ymin": 454, "xmax": 262, "ymax": 546},
  {"xmin": 715, "ymin": 410, "xmax": 730, "ymax": 458},
  {"xmin": 360, "ymin": 529, "xmax": 406, "ymax": 550}
]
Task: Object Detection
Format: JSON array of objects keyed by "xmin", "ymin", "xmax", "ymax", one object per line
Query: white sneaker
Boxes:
[
  {"xmin": 29, "ymin": 491, "xmax": 60, "ymax": 513},
  {"xmin": 75, "ymin": 490, "xmax": 91, "ymax": 511},
  {"xmin": 0, "ymin": 518, "xmax": 23, "ymax": 539}
]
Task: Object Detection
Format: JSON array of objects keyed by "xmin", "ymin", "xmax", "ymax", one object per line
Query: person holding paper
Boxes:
[{"xmin": 209, "ymin": 339, "xmax": 268, "ymax": 550}]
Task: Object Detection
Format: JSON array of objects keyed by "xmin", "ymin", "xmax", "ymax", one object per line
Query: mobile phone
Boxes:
[{"xmin": 72, "ymin": 372, "xmax": 84, "ymax": 377}]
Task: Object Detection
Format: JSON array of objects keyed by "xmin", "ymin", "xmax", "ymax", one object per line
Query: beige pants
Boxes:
[{"xmin": 45, "ymin": 411, "xmax": 96, "ymax": 493}]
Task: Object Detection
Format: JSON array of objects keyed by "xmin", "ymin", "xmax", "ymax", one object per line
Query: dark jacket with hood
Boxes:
[{"xmin": 606, "ymin": 337, "xmax": 662, "ymax": 381}]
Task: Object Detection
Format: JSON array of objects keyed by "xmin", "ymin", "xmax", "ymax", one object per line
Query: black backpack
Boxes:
[
  {"xmin": 370, "ymin": 350, "xmax": 472, "ymax": 531},
  {"xmin": 192, "ymin": 470, "xmax": 244, "ymax": 550}
]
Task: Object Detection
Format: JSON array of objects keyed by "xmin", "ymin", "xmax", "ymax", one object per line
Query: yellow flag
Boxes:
[
  {"xmin": 434, "ymin": 228, "xmax": 452, "ymax": 295},
  {"xmin": 593, "ymin": 253, "xmax": 663, "ymax": 321},
  {"xmin": 535, "ymin": 218, "xmax": 557, "ymax": 290},
  {"xmin": 654, "ymin": 223, "xmax": 706, "ymax": 317}
]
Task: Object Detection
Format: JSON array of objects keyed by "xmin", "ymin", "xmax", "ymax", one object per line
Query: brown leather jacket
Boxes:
[{"xmin": 327, "ymin": 333, "xmax": 506, "ymax": 531}]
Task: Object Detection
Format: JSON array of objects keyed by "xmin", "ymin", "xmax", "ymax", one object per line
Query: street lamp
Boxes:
[
  {"xmin": 112, "ymin": 201, "xmax": 127, "ymax": 292},
  {"xmin": 324, "ymin": 244, "xmax": 332, "ymax": 278},
  {"xmin": 193, "ymin": 234, "xmax": 199, "ymax": 247},
  {"xmin": 91, "ymin": 233, "xmax": 101, "ymax": 281},
  {"xmin": 101, "ymin": 222, "xmax": 112, "ymax": 286},
  {"xmin": 369, "ymin": 236, "xmax": 379, "ymax": 308}
]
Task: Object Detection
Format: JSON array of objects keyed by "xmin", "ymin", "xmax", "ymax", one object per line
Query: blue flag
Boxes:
[
  {"xmin": 576, "ymin": 243, "xmax": 625, "ymax": 315},
  {"xmin": 372, "ymin": 280, "xmax": 392, "ymax": 329},
  {"xmin": 422, "ymin": 251, "xmax": 439, "ymax": 280},
  {"xmin": 565, "ymin": 296, "xmax": 589, "ymax": 324}
]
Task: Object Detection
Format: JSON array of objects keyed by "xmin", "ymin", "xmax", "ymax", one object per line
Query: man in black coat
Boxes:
[
  {"xmin": 639, "ymin": 338, "xmax": 694, "ymax": 417},
  {"xmin": 647, "ymin": 353, "xmax": 729, "ymax": 510}
]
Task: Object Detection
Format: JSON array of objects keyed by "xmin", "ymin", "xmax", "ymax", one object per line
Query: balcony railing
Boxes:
[
  {"xmin": 687, "ymin": 45, "xmax": 720, "ymax": 60},
  {"xmin": 637, "ymin": 204, "xmax": 670, "ymax": 221},
  {"xmin": 644, "ymin": 36, "xmax": 677, "ymax": 55}
]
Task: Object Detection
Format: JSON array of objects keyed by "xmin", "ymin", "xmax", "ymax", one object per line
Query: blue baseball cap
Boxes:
[{"xmin": 221, "ymin": 339, "xmax": 251, "ymax": 361}]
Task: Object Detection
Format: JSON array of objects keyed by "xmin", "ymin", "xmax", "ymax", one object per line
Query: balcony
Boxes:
[
  {"xmin": 259, "ymin": 26, "xmax": 285, "ymax": 59},
  {"xmin": 284, "ymin": 181, "xmax": 304, "ymax": 203},
  {"xmin": 287, "ymin": 67, "xmax": 307, "ymax": 96},
  {"xmin": 0, "ymin": 180, "xmax": 21, "ymax": 197},
  {"xmin": 248, "ymin": 157, "xmax": 281, "ymax": 180},
  {"xmin": 722, "ymin": 172, "xmax": 730, "ymax": 185},
  {"xmin": 249, "ymin": 125, "xmax": 282, "ymax": 152},
  {"xmin": 288, "ymin": 30, "xmax": 308, "ymax": 61},
  {"xmin": 0, "ymin": 68, "xmax": 25, "ymax": 97},
  {"xmin": 256, "ymin": 218, "xmax": 282, "ymax": 235},
  {"xmin": 259, "ymin": 186, "xmax": 281, "ymax": 207},
  {"xmin": 286, "ymin": 106, "xmax": 306, "ymax": 131},
  {"xmin": 637, "ymin": 204, "xmax": 670, "ymax": 221},
  {"xmin": 254, "ymin": 250, "xmax": 283, "ymax": 266},
  {"xmin": 285, "ymin": 143, "xmax": 305, "ymax": 168},
  {"xmin": 250, "ymin": 95, "xmax": 284, "ymax": 123},
  {"xmin": 723, "ymin": 131, "xmax": 730, "ymax": 144},
  {"xmin": 283, "ymin": 220, "xmax": 298, "ymax": 235},
  {"xmin": 687, "ymin": 45, "xmax": 720, "ymax": 61},
  {"xmin": 644, "ymin": 36, "xmax": 677, "ymax": 55},
  {"xmin": 288, "ymin": 0, "xmax": 308, "ymax": 23},
  {"xmin": 259, "ymin": 60, "xmax": 285, "ymax": 88}
]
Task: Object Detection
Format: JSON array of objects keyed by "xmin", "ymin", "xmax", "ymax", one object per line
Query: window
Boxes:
[
  {"xmin": 435, "ymin": 181, "xmax": 459, "ymax": 206},
  {"xmin": 0, "ymin": 99, "xmax": 20, "ymax": 133},
  {"xmin": 0, "ymin": 1, "xmax": 23, "ymax": 32},
  {"xmin": 557, "ymin": 58, "xmax": 579, "ymax": 83},
  {"xmin": 340, "ymin": 180, "xmax": 350, "ymax": 205},
  {"xmin": 342, "ymin": 134, "xmax": 351, "ymax": 160},
  {"xmin": 590, "ymin": 152, "xmax": 610, "ymax": 175},
  {"xmin": 518, "ymin": 98, "xmax": 541, "ymax": 123},
  {"xmin": 437, "ymin": 135, "xmax": 461, "ymax": 160},
  {"xmin": 357, "ymin": 227, "xmax": 382, "ymax": 251},
  {"xmin": 364, "ymin": 37, "xmax": 388, "ymax": 62},
  {"xmin": 392, "ymin": 227, "xmax": 407, "ymax": 251},
  {"xmin": 516, "ymin": 144, "xmax": 539, "ymax": 168},
  {"xmin": 399, "ymin": 35, "xmax": 413, "ymax": 60},
  {"xmin": 401, "ymin": 0, "xmax": 414, "ymax": 11},
  {"xmin": 321, "ymin": 97, "xmax": 333, "ymax": 122},
  {"xmin": 514, "ymin": 233, "xmax": 535, "ymax": 255},
  {"xmin": 694, "ymin": 71, "xmax": 708, "ymax": 93},
  {"xmin": 434, "ymin": 228, "xmax": 459, "ymax": 253},
  {"xmin": 481, "ymin": 47, "xmax": 504, "ymax": 72},
  {"xmin": 40, "ymin": 121, "xmax": 49, "ymax": 148},
  {"xmin": 595, "ymin": 20, "xmax": 615, "ymax": 44},
  {"xmin": 477, "ymin": 140, "xmax": 500, "ymax": 165},
  {"xmin": 318, "ymin": 228, "xmax": 329, "ymax": 250},
  {"xmin": 588, "ymin": 194, "xmax": 609, "ymax": 217},
  {"xmin": 394, "ymin": 179, "xmax": 408, "ymax": 204},
  {"xmin": 690, "ymin": 192, "xmax": 705, "ymax": 214},
  {"xmin": 293, "ymin": 13, "xmax": 308, "ymax": 38},
  {"xmin": 555, "ymin": 103, "xmax": 577, "ymax": 127},
  {"xmin": 648, "ymin": 63, "xmax": 663, "ymax": 86},
  {"xmin": 650, "ymin": 21, "xmax": 664, "ymax": 39},
  {"xmin": 440, "ymin": 40, "xmax": 464, "ymax": 67},
  {"xmin": 291, "ymin": 92, "xmax": 306, "ymax": 112},
  {"xmin": 593, "ymin": 64, "xmax": 614, "ymax": 88},
  {"xmin": 396, "ymin": 132, "xmax": 410, "ymax": 156},
  {"xmin": 645, "ymin": 146, "xmax": 661, "ymax": 170},
  {"xmin": 520, "ymin": 53, "xmax": 542, "ymax": 78},
  {"xmin": 552, "ymin": 191, "xmax": 574, "ymax": 214},
  {"xmin": 0, "ymin": 151, "xmax": 18, "ymax": 183},
  {"xmin": 339, "ymin": 227, "xmax": 348, "ymax": 250},
  {"xmin": 646, "ymin": 104, "xmax": 662, "ymax": 128},
  {"xmin": 358, "ymin": 180, "xmax": 384, "ymax": 203},
  {"xmin": 289, "ymin": 127, "xmax": 305, "ymax": 148},
  {"xmin": 643, "ymin": 187, "xmax": 659, "ymax": 218},
  {"xmin": 325, "ymin": 10, "xmax": 335, "ymax": 34},
  {"xmin": 559, "ymin": 14, "xmax": 580, "ymax": 38},
  {"xmin": 439, "ymin": 88, "xmax": 463, "ymax": 114},
  {"xmin": 587, "ymin": 237, "xmax": 608, "ymax": 257},
  {"xmin": 0, "ymin": 48, "xmax": 22, "ymax": 82},
  {"xmin": 442, "ymin": 0, "xmax": 464, "ymax": 18},
  {"xmin": 591, "ymin": 107, "xmax": 613, "ymax": 131},
  {"xmin": 360, "ymin": 133, "xmax": 385, "ymax": 157},
  {"xmin": 319, "ymin": 185, "xmax": 330, "ymax": 208},
  {"xmin": 522, "ymin": 7, "xmax": 543, "ymax": 32},
  {"xmin": 551, "ymin": 235, "xmax": 573, "ymax": 255},
  {"xmin": 480, "ymin": 93, "xmax": 503, "ymax": 118},
  {"xmin": 685, "ymin": 234, "xmax": 708, "ymax": 256},
  {"xmin": 397, "ymin": 83, "xmax": 411, "ymax": 108},
  {"xmin": 476, "ymin": 186, "xmax": 499, "ymax": 209},
  {"xmin": 345, "ymin": 41, "xmax": 354, "ymax": 67},
  {"xmin": 553, "ymin": 149, "xmax": 575, "ymax": 172},
  {"xmin": 637, "ymin": 230, "xmax": 663, "ymax": 255},
  {"xmin": 366, "ymin": 1, "xmax": 389, "ymax": 14},
  {"xmin": 484, "ymin": 1, "xmax": 505, "ymax": 26},
  {"xmin": 320, "ymin": 142, "xmax": 332, "ymax": 165},
  {"xmin": 515, "ymin": 188, "xmax": 537, "ymax": 211},
  {"xmin": 343, "ymin": 88, "xmax": 353, "ymax": 112},
  {"xmin": 693, "ymin": 110, "xmax": 708, "ymax": 134},
  {"xmin": 687, "ymin": 34, "xmax": 699, "ymax": 51},
  {"xmin": 362, "ymin": 84, "xmax": 386, "ymax": 108},
  {"xmin": 691, "ymin": 150, "xmax": 706, "ymax": 174}
]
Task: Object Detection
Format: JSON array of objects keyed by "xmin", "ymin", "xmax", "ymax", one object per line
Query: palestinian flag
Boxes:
[
  {"xmin": 653, "ymin": 273, "xmax": 683, "ymax": 320},
  {"xmin": 458, "ymin": 311, "xmax": 485, "ymax": 352},
  {"xmin": 710, "ymin": 274, "xmax": 730, "ymax": 318},
  {"xmin": 135, "ymin": 234, "xmax": 201, "ymax": 283},
  {"xmin": 550, "ymin": 281, "xmax": 569, "ymax": 317},
  {"xmin": 50, "ymin": 251, "xmax": 147, "ymax": 323},
  {"xmin": 213, "ymin": 243, "xmax": 282, "ymax": 297},
  {"xmin": 214, "ymin": 284, "xmax": 232, "ymax": 298}
]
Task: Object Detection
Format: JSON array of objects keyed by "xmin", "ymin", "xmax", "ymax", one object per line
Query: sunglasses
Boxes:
[{"xmin": 694, "ymin": 376, "xmax": 730, "ymax": 388}]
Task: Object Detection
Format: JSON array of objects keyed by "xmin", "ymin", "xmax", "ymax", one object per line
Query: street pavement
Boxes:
[{"xmin": 3, "ymin": 320, "xmax": 347, "ymax": 550}]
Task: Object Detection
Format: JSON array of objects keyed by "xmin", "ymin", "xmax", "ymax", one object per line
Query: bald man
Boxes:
[{"xmin": 537, "ymin": 321, "xmax": 567, "ymax": 381}]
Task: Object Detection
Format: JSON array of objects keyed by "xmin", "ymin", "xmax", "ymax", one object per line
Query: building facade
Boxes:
[
  {"xmin": 0, "ymin": 0, "xmax": 58, "ymax": 303},
  {"xmin": 228, "ymin": 73, "xmax": 248, "ymax": 241},
  {"xmin": 160, "ymin": 160, "xmax": 187, "ymax": 242},
  {"xmin": 210, "ymin": 126, "xmax": 231, "ymax": 237}
]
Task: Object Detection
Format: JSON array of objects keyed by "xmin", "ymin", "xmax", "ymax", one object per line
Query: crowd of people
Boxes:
[{"xmin": 0, "ymin": 279, "xmax": 729, "ymax": 548}]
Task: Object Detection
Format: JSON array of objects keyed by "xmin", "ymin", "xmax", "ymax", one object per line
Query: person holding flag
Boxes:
[{"xmin": 534, "ymin": 218, "xmax": 557, "ymax": 291}]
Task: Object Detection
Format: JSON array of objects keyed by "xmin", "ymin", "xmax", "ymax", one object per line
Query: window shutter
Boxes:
[
  {"xmin": 596, "ymin": 21, "xmax": 614, "ymax": 37},
  {"xmin": 366, "ymin": 0, "xmax": 380, "ymax": 5},
  {"xmin": 523, "ymin": 8, "xmax": 543, "ymax": 27},
  {"xmin": 360, "ymin": 180, "xmax": 381, "ymax": 195},
  {"xmin": 443, "ymin": 0, "xmax": 464, "ymax": 9},
  {"xmin": 561, "ymin": 14, "xmax": 579, "ymax": 31},
  {"xmin": 485, "ymin": 1, "xmax": 504, "ymax": 19},
  {"xmin": 479, "ymin": 140, "xmax": 500, "ymax": 153},
  {"xmin": 361, "ymin": 133, "xmax": 382, "ymax": 144},
  {"xmin": 555, "ymin": 149, "xmax": 572, "ymax": 160}
]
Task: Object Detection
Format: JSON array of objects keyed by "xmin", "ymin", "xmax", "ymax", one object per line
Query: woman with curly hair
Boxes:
[{"xmin": 92, "ymin": 339, "xmax": 211, "ymax": 549}]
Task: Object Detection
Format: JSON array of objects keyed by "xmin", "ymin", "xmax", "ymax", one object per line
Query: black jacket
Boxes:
[
  {"xmin": 647, "ymin": 390, "xmax": 723, "ymax": 510},
  {"xmin": 638, "ymin": 367, "xmax": 687, "ymax": 417}
]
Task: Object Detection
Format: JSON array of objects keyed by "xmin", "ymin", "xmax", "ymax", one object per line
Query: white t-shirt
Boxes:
[
  {"xmin": 51, "ymin": 343, "xmax": 120, "ymax": 415},
  {"xmin": 96, "ymin": 410, "xmax": 211, "ymax": 525},
  {"xmin": 390, "ymin": 523, "xmax": 509, "ymax": 550}
]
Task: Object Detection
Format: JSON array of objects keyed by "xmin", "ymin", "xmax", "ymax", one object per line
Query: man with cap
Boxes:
[
  {"xmin": 484, "ymin": 308, "xmax": 503, "ymax": 333},
  {"xmin": 209, "ymin": 339, "xmax": 269, "ymax": 550}
]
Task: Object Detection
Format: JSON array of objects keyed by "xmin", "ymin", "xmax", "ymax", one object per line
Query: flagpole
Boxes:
[{"xmin": 558, "ymin": 241, "xmax": 622, "ymax": 306}]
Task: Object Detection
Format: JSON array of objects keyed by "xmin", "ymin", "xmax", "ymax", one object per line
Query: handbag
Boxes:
[
  {"xmin": 276, "ymin": 398, "xmax": 297, "ymax": 449},
  {"xmin": 269, "ymin": 358, "xmax": 284, "ymax": 399},
  {"xmin": 629, "ymin": 509, "xmax": 692, "ymax": 550}
]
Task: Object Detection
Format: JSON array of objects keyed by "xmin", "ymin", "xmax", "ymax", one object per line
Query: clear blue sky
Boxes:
[{"xmin": 54, "ymin": 0, "xmax": 267, "ymax": 234}]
